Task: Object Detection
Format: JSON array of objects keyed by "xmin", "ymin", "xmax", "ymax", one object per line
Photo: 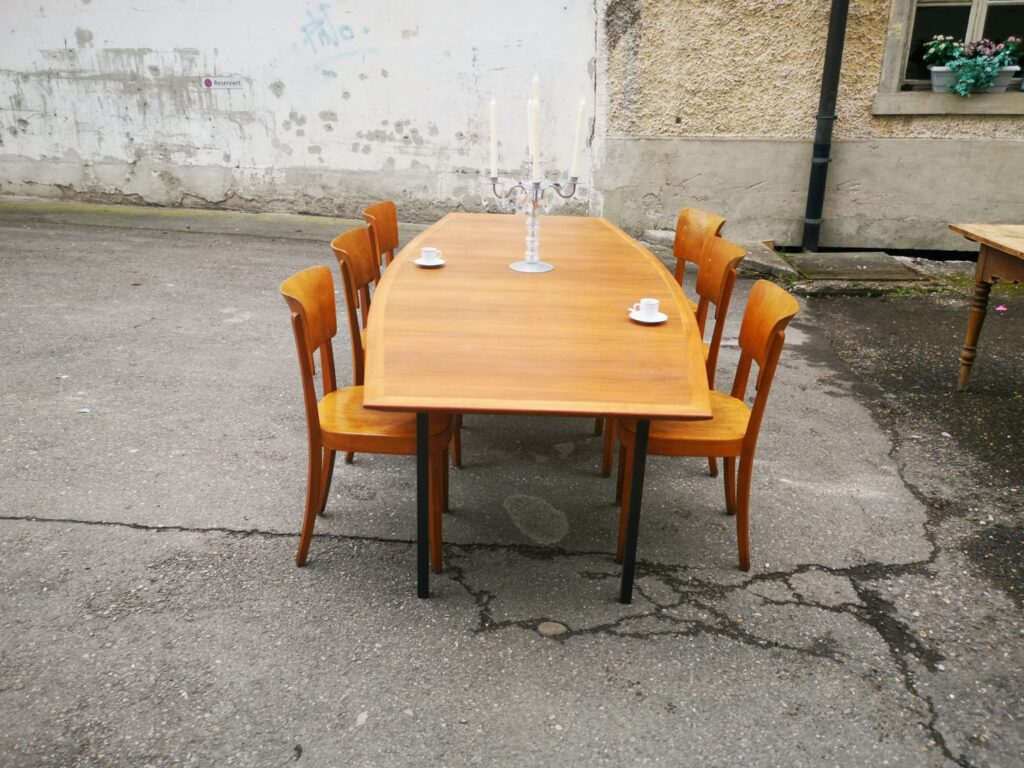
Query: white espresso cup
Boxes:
[
  {"xmin": 420, "ymin": 246, "xmax": 442, "ymax": 264},
  {"xmin": 631, "ymin": 298, "xmax": 660, "ymax": 319}
]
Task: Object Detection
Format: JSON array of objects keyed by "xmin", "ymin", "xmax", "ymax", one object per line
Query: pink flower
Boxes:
[{"xmin": 995, "ymin": 305, "xmax": 1008, "ymax": 312}]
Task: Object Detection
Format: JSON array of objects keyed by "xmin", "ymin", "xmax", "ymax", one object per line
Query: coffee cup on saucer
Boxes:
[
  {"xmin": 632, "ymin": 298, "xmax": 659, "ymax": 320},
  {"xmin": 415, "ymin": 246, "xmax": 445, "ymax": 268},
  {"xmin": 628, "ymin": 297, "xmax": 667, "ymax": 324},
  {"xmin": 420, "ymin": 247, "xmax": 442, "ymax": 264}
]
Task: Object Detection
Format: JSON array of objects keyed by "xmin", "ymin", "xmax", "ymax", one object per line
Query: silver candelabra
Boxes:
[{"xmin": 489, "ymin": 175, "xmax": 579, "ymax": 273}]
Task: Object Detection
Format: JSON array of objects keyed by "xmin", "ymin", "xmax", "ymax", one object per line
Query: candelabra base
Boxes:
[{"xmin": 509, "ymin": 260, "xmax": 554, "ymax": 273}]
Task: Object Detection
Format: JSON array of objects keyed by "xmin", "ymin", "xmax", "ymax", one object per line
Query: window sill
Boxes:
[{"xmin": 873, "ymin": 91, "xmax": 1024, "ymax": 115}]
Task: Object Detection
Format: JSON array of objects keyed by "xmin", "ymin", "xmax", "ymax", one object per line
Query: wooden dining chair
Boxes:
[
  {"xmin": 363, "ymin": 201, "xmax": 400, "ymax": 277},
  {"xmin": 601, "ymin": 235, "xmax": 746, "ymax": 480},
  {"xmin": 280, "ymin": 265, "xmax": 455, "ymax": 571},
  {"xmin": 331, "ymin": 226, "xmax": 463, "ymax": 468},
  {"xmin": 612, "ymin": 279, "xmax": 800, "ymax": 571},
  {"xmin": 690, "ymin": 235, "xmax": 746, "ymax": 479},
  {"xmin": 673, "ymin": 207, "xmax": 727, "ymax": 308},
  {"xmin": 593, "ymin": 206, "xmax": 727, "ymax": 440}
]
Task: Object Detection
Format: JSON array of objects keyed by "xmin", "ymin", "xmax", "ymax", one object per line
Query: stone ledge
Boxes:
[
  {"xmin": 872, "ymin": 91, "xmax": 1024, "ymax": 116},
  {"xmin": 790, "ymin": 280, "xmax": 934, "ymax": 297},
  {"xmin": 639, "ymin": 229, "xmax": 798, "ymax": 279}
]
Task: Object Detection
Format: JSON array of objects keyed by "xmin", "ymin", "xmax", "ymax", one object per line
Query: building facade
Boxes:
[{"xmin": 2, "ymin": 0, "xmax": 1021, "ymax": 250}]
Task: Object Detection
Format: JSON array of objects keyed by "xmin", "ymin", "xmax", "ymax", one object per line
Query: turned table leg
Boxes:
[{"xmin": 958, "ymin": 278, "xmax": 992, "ymax": 391}]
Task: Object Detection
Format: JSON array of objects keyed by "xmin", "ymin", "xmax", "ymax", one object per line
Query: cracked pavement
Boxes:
[{"xmin": 1, "ymin": 205, "xmax": 1021, "ymax": 766}]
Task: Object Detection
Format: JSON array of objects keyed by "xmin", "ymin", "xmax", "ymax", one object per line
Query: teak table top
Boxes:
[
  {"xmin": 363, "ymin": 212, "xmax": 712, "ymax": 420},
  {"xmin": 949, "ymin": 223, "xmax": 1024, "ymax": 260}
]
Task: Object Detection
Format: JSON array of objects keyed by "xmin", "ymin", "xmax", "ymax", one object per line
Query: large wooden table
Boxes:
[
  {"xmin": 364, "ymin": 212, "xmax": 712, "ymax": 602},
  {"xmin": 949, "ymin": 224, "xmax": 1024, "ymax": 390}
]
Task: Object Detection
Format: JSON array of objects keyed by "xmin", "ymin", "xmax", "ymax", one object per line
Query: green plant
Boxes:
[
  {"xmin": 945, "ymin": 37, "xmax": 1020, "ymax": 96},
  {"xmin": 1004, "ymin": 35, "xmax": 1023, "ymax": 64},
  {"xmin": 922, "ymin": 35, "xmax": 963, "ymax": 67}
]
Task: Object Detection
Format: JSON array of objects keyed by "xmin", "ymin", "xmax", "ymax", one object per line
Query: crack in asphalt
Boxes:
[
  {"xmin": 867, "ymin": 436, "xmax": 969, "ymax": 767},
  {"xmin": 0, "ymin": 479, "xmax": 968, "ymax": 766},
  {"xmin": 441, "ymin": 532, "xmax": 967, "ymax": 765},
  {"xmin": 443, "ymin": 542, "xmax": 938, "ymax": 665},
  {"xmin": 801, "ymin": 311, "xmax": 980, "ymax": 767}
]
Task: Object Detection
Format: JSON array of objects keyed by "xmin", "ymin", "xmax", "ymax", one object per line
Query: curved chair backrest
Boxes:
[
  {"xmin": 695, "ymin": 236, "xmax": 746, "ymax": 388},
  {"xmin": 673, "ymin": 207, "xmax": 727, "ymax": 286},
  {"xmin": 363, "ymin": 200, "xmax": 400, "ymax": 273},
  {"xmin": 280, "ymin": 265, "xmax": 339, "ymax": 440},
  {"xmin": 330, "ymin": 226, "xmax": 378, "ymax": 385},
  {"xmin": 730, "ymin": 280, "xmax": 800, "ymax": 452}
]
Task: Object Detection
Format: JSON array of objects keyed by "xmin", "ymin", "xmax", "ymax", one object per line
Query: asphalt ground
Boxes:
[{"xmin": 0, "ymin": 203, "xmax": 1021, "ymax": 767}]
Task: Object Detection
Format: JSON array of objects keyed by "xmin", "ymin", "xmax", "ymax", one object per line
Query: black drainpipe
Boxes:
[{"xmin": 801, "ymin": 0, "xmax": 851, "ymax": 252}]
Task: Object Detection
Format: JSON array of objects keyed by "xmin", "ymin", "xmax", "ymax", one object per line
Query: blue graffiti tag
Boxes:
[{"xmin": 301, "ymin": 4, "xmax": 363, "ymax": 54}]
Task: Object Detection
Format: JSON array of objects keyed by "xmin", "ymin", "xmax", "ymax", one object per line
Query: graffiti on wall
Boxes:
[{"xmin": 299, "ymin": 3, "xmax": 376, "ymax": 63}]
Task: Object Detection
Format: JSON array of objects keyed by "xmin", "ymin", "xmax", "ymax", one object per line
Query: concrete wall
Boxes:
[
  {"xmin": 0, "ymin": 0, "xmax": 595, "ymax": 220},
  {"xmin": 2, "ymin": 0, "xmax": 1021, "ymax": 249},
  {"xmin": 597, "ymin": 137, "xmax": 1023, "ymax": 249},
  {"xmin": 596, "ymin": 0, "xmax": 1024, "ymax": 250}
]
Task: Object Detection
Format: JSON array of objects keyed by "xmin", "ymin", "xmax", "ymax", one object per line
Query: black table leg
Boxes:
[
  {"xmin": 619, "ymin": 418, "xmax": 650, "ymax": 604},
  {"xmin": 416, "ymin": 412, "xmax": 430, "ymax": 599}
]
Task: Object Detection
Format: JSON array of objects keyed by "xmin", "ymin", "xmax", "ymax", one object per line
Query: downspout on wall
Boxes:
[{"xmin": 801, "ymin": 0, "xmax": 851, "ymax": 252}]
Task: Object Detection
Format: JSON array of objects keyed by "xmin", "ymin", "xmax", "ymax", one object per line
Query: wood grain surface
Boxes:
[
  {"xmin": 950, "ymin": 223, "xmax": 1024, "ymax": 259},
  {"xmin": 363, "ymin": 213, "xmax": 712, "ymax": 419}
]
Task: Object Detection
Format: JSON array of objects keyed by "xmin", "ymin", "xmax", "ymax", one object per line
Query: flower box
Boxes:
[{"xmin": 930, "ymin": 64, "xmax": 1020, "ymax": 93}]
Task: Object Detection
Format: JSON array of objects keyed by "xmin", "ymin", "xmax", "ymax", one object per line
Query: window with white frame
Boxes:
[{"xmin": 903, "ymin": 0, "xmax": 1024, "ymax": 85}]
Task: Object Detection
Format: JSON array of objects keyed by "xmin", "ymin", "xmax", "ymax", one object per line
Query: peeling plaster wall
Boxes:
[
  {"xmin": 0, "ymin": 0, "xmax": 595, "ymax": 220},
  {"xmin": 597, "ymin": 0, "xmax": 1024, "ymax": 249}
]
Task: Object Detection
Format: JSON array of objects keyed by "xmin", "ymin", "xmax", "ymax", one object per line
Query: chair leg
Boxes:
[
  {"xmin": 344, "ymin": 452, "xmax": 355, "ymax": 464},
  {"xmin": 735, "ymin": 456, "xmax": 753, "ymax": 571},
  {"xmin": 615, "ymin": 445, "xmax": 633, "ymax": 563},
  {"xmin": 430, "ymin": 449, "xmax": 445, "ymax": 574},
  {"xmin": 317, "ymin": 449, "xmax": 336, "ymax": 516},
  {"xmin": 708, "ymin": 456, "xmax": 719, "ymax": 477},
  {"xmin": 724, "ymin": 456, "xmax": 737, "ymax": 516},
  {"xmin": 451, "ymin": 414, "xmax": 463, "ymax": 469},
  {"xmin": 594, "ymin": 417, "xmax": 604, "ymax": 436},
  {"xmin": 601, "ymin": 419, "xmax": 616, "ymax": 477},
  {"xmin": 615, "ymin": 434, "xmax": 627, "ymax": 505},
  {"xmin": 295, "ymin": 443, "xmax": 323, "ymax": 566}
]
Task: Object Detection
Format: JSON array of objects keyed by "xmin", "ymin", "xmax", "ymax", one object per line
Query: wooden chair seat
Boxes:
[
  {"xmin": 319, "ymin": 386, "xmax": 451, "ymax": 452},
  {"xmin": 618, "ymin": 391, "xmax": 749, "ymax": 457},
  {"xmin": 613, "ymin": 279, "xmax": 800, "ymax": 571},
  {"xmin": 281, "ymin": 265, "xmax": 454, "ymax": 573},
  {"xmin": 601, "ymin": 235, "xmax": 744, "ymax": 478},
  {"xmin": 334, "ymin": 224, "xmax": 463, "ymax": 469},
  {"xmin": 594, "ymin": 208, "xmax": 724, "ymax": 448}
]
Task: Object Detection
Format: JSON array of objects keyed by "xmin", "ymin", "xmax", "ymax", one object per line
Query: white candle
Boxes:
[
  {"xmin": 570, "ymin": 98, "xmax": 586, "ymax": 178},
  {"xmin": 526, "ymin": 98, "xmax": 535, "ymax": 165},
  {"xmin": 530, "ymin": 99, "xmax": 540, "ymax": 182},
  {"xmin": 531, "ymin": 73, "xmax": 540, "ymax": 102},
  {"xmin": 489, "ymin": 97, "xmax": 497, "ymax": 178}
]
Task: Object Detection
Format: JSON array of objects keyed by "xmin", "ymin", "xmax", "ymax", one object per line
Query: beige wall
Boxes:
[{"xmin": 598, "ymin": 0, "xmax": 1024, "ymax": 248}]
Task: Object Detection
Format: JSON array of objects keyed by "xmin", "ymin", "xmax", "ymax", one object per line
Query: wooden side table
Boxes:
[{"xmin": 949, "ymin": 224, "xmax": 1024, "ymax": 390}]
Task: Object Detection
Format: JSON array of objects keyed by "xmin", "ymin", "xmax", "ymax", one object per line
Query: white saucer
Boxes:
[
  {"xmin": 414, "ymin": 257, "xmax": 445, "ymax": 268},
  {"xmin": 628, "ymin": 309, "xmax": 668, "ymax": 325}
]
